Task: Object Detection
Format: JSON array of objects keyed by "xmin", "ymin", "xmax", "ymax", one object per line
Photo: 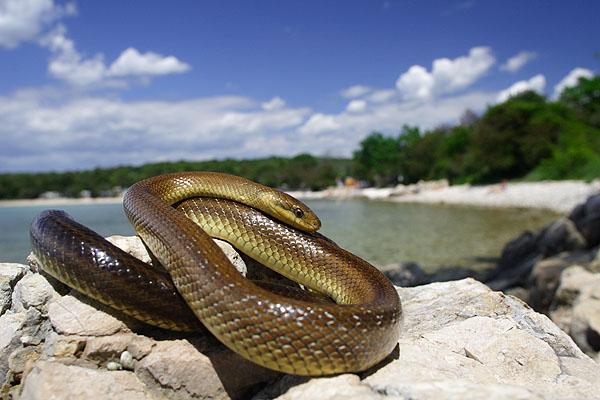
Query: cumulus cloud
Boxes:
[
  {"xmin": 0, "ymin": 78, "xmax": 502, "ymax": 171},
  {"xmin": 1, "ymin": 1, "xmax": 189, "ymax": 87},
  {"xmin": 346, "ymin": 99, "xmax": 367, "ymax": 113},
  {"xmin": 553, "ymin": 67, "xmax": 594, "ymax": 98},
  {"xmin": 299, "ymin": 113, "xmax": 340, "ymax": 136},
  {"xmin": 261, "ymin": 96, "xmax": 286, "ymax": 111},
  {"xmin": 500, "ymin": 51, "xmax": 537, "ymax": 72},
  {"xmin": 40, "ymin": 25, "xmax": 107, "ymax": 86},
  {"xmin": 108, "ymin": 47, "xmax": 190, "ymax": 77},
  {"xmin": 340, "ymin": 85, "xmax": 371, "ymax": 99},
  {"xmin": 0, "ymin": 0, "xmax": 75, "ymax": 48},
  {"xmin": 298, "ymin": 91, "xmax": 497, "ymax": 145},
  {"xmin": 38, "ymin": 26, "xmax": 191, "ymax": 86},
  {"xmin": 396, "ymin": 47, "xmax": 495, "ymax": 100},
  {"xmin": 367, "ymin": 89, "xmax": 396, "ymax": 103},
  {"xmin": 496, "ymin": 74, "xmax": 546, "ymax": 102},
  {"xmin": 0, "ymin": 90, "xmax": 311, "ymax": 171}
]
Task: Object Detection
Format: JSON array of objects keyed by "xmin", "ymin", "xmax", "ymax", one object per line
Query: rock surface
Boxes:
[
  {"xmin": 549, "ymin": 265, "xmax": 600, "ymax": 358},
  {"xmin": 262, "ymin": 279, "xmax": 600, "ymax": 400},
  {"xmin": 2, "ymin": 253, "xmax": 599, "ymax": 399}
]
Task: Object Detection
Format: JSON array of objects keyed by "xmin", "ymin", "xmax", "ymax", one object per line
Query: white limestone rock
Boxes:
[
  {"xmin": 0, "ymin": 263, "xmax": 28, "ymax": 315},
  {"xmin": 3, "ymin": 257, "xmax": 600, "ymax": 400},
  {"xmin": 48, "ymin": 295, "xmax": 129, "ymax": 336},
  {"xmin": 136, "ymin": 339, "xmax": 226, "ymax": 399},
  {"xmin": 107, "ymin": 234, "xmax": 248, "ymax": 276},
  {"xmin": 269, "ymin": 279, "xmax": 599, "ymax": 400},
  {"xmin": 11, "ymin": 273, "xmax": 56, "ymax": 312},
  {"xmin": 20, "ymin": 360, "xmax": 152, "ymax": 400}
]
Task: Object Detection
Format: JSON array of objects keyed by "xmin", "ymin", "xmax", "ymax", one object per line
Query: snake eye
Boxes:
[{"xmin": 293, "ymin": 207, "xmax": 304, "ymax": 218}]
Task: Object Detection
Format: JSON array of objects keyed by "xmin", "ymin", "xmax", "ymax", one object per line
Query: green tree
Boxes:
[
  {"xmin": 352, "ymin": 132, "xmax": 402, "ymax": 186},
  {"xmin": 463, "ymin": 91, "xmax": 562, "ymax": 182},
  {"xmin": 559, "ymin": 75, "xmax": 600, "ymax": 128}
]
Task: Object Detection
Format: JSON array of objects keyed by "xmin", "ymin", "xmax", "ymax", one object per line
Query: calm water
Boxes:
[{"xmin": 0, "ymin": 200, "xmax": 557, "ymax": 272}]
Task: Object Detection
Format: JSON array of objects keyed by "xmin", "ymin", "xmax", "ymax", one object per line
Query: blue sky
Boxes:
[{"xmin": 1, "ymin": 0, "xmax": 598, "ymax": 172}]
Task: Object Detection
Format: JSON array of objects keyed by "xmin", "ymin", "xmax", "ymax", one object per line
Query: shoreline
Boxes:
[
  {"xmin": 0, "ymin": 196, "xmax": 123, "ymax": 208},
  {"xmin": 289, "ymin": 179, "xmax": 600, "ymax": 214},
  {"xmin": 1, "ymin": 180, "xmax": 599, "ymax": 214}
]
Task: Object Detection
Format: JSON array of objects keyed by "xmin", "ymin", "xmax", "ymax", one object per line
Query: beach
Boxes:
[
  {"xmin": 2, "ymin": 180, "xmax": 599, "ymax": 214},
  {"xmin": 289, "ymin": 180, "xmax": 600, "ymax": 214}
]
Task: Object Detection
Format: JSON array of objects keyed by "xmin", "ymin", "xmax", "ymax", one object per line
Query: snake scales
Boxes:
[{"xmin": 30, "ymin": 172, "xmax": 402, "ymax": 375}]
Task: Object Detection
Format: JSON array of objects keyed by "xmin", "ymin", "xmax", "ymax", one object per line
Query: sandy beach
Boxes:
[
  {"xmin": 289, "ymin": 180, "xmax": 600, "ymax": 214},
  {"xmin": 2, "ymin": 180, "xmax": 599, "ymax": 214},
  {"xmin": 0, "ymin": 196, "xmax": 123, "ymax": 208}
]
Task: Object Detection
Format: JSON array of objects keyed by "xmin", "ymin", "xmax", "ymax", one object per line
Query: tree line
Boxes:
[
  {"xmin": 0, "ymin": 76, "xmax": 598, "ymax": 199},
  {"xmin": 0, "ymin": 155, "xmax": 352, "ymax": 199}
]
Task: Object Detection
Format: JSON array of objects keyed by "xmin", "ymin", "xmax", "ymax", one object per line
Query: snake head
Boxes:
[{"xmin": 263, "ymin": 191, "xmax": 321, "ymax": 233}]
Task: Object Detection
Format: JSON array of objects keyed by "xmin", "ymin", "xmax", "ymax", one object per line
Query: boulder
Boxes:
[
  {"xmin": 549, "ymin": 266, "xmax": 600, "ymax": 358},
  {"xmin": 484, "ymin": 231, "xmax": 542, "ymax": 290},
  {"xmin": 526, "ymin": 249, "xmax": 596, "ymax": 312},
  {"xmin": 427, "ymin": 265, "xmax": 480, "ymax": 283},
  {"xmin": 486, "ymin": 213, "xmax": 595, "ymax": 292},
  {"xmin": 261, "ymin": 279, "xmax": 599, "ymax": 400},
  {"xmin": 0, "ymin": 263, "xmax": 28, "ymax": 315},
  {"xmin": 537, "ymin": 218, "xmax": 586, "ymax": 256},
  {"xmin": 569, "ymin": 193, "xmax": 600, "ymax": 248},
  {"xmin": 383, "ymin": 263, "xmax": 480, "ymax": 288},
  {"xmin": 11, "ymin": 273, "xmax": 56, "ymax": 313},
  {"xmin": 2, "ymin": 253, "xmax": 600, "ymax": 399},
  {"xmin": 20, "ymin": 360, "xmax": 152, "ymax": 400},
  {"xmin": 382, "ymin": 262, "xmax": 427, "ymax": 287}
]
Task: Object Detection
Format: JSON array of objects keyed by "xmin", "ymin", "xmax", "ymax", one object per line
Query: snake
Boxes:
[{"xmin": 30, "ymin": 172, "xmax": 402, "ymax": 376}]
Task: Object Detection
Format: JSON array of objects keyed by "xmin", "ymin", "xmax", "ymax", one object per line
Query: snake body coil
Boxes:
[{"xmin": 30, "ymin": 172, "xmax": 402, "ymax": 375}]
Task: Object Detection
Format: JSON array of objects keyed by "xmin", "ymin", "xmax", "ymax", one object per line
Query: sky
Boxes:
[{"xmin": 0, "ymin": 0, "xmax": 598, "ymax": 172}]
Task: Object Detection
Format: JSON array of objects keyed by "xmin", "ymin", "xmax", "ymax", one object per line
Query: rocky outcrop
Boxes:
[
  {"xmin": 484, "ymin": 218, "xmax": 591, "ymax": 291},
  {"xmin": 259, "ymin": 278, "xmax": 600, "ymax": 399},
  {"xmin": 485, "ymin": 193, "xmax": 600, "ymax": 292},
  {"xmin": 1, "ymin": 253, "xmax": 599, "ymax": 399}
]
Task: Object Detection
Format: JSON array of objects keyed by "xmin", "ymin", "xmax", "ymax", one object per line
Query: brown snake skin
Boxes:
[{"xmin": 30, "ymin": 172, "xmax": 402, "ymax": 375}]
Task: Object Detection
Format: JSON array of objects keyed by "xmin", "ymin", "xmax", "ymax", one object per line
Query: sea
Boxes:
[{"xmin": 0, "ymin": 199, "xmax": 557, "ymax": 272}]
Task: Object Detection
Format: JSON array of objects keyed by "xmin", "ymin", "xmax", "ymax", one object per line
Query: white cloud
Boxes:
[
  {"xmin": 298, "ymin": 113, "xmax": 341, "ymax": 136},
  {"xmin": 261, "ymin": 96, "xmax": 286, "ymax": 111},
  {"xmin": 40, "ymin": 25, "xmax": 108, "ymax": 86},
  {"xmin": 553, "ymin": 67, "xmax": 594, "ymax": 98},
  {"xmin": 0, "ymin": 80, "xmax": 501, "ymax": 172},
  {"xmin": 500, "ymin": 51, "xmax": 537, "ymax": 72},
  {"xmin": 1, "ymin": 2, "xmax": 190, "ymax": 87},
  {"xmin": 340, "ymin": 85, "xmax": 371, "ymax": 99},
  {"xmin": 0, "ymin": 0, "xmax": 75, "ymax": 48},
  {"xmin": 367, "ymin": 89, "xmax": 396, "ymax": 103},
  {"xmin": 496, "ymin": 74, "xmax": 546, "ymax": 102},
  {"xmin": 38, "ymin": 26, "xmax": 190, "ymax": 86},
  {"xmin": 108, "ymin": 47, "xmax": 190, "ymax": 77},
  {"xmin": 295, "ymin": 91, "xmax": 497, "ymax": 156},
  {"xmin": 0, "ymin": 90, "xmax": 311, "ymax": 171},
  {"xmin": 396, "ymin": 46, "xmax": 495, "ymax": 100},
  {"xmin": 346, "ymin": 99, "xmax": 367, "ymax": 113}
]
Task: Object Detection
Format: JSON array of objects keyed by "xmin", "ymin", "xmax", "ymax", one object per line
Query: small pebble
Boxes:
[
  {"xmin": 120, "ymin": 350, "xmax": 134, "ymax": 370},
  {"xmin": 106, "ymin": 361, "xmax": 122, "ymax": 371}
]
